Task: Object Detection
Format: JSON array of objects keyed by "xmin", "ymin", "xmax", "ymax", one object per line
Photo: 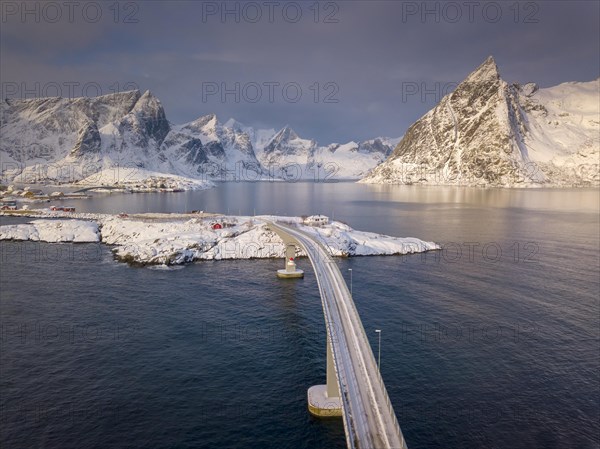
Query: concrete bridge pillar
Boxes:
[
  {"xmin": 307, "ymin": 331, "xmax": 343, "ymax": 417},
  {"xmin": 277, "ymin": 244, "xmax": 304, "ymax": 278}
]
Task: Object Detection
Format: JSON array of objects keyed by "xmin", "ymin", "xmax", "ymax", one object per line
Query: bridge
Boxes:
[{"xmin": 268, "ymin": 221, "xmax": 408, "ymax": 449}]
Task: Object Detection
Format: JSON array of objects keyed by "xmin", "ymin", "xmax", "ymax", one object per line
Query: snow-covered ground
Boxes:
[
  {"xmin": 0, "ymin": 219, "xmax": 99, "ymax": 243},
  {"xmin": 0, "ymin": 211, "xmax": 439, "ymax": 266}
]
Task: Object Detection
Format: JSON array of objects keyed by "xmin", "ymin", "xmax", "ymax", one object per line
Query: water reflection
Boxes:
[
  {"xmin": 39, "ymin": 182, "xmax": 599, "ymax": 217},
  {"xmin": 363, "ymin": 184, "xmax": 599, "ymax": 212},
  {"xmin": 28, "ymin": 182, "xmax": 599, "ymax": 245}
]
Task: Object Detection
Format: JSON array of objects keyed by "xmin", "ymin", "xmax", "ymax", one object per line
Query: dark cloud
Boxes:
[{"xmin": 1, "ymin": 0, "xmax": 598, "ymax": 143}]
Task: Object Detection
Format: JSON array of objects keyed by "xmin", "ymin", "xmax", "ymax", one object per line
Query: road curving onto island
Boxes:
[{"xmin": 269, "ymin": 220, "xmax": 408, "ymax": 449}]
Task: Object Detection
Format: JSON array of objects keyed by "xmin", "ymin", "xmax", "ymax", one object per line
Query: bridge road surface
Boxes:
[{"xmin": 268, "ymin": 221, "xmax": 408, "ymax": 449}]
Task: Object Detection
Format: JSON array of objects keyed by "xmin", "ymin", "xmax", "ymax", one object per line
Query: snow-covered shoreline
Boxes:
[
  {"xmin": 0, "ymin": 211, "xmax": 440, "ymax": 266},
  {"xmin": 0, "ymin": 219, "xmax": 100, "ymax": 243}
]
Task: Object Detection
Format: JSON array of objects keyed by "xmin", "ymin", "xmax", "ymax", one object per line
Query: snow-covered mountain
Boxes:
[
  {"xmin": 224, "ymin": 118, "xmax": 276, "ymax": 153},
  {"xmin": 1, "ymin": 90, "xmax": 183, "ymax": 184},
  {"xmin": 256, "ymin": 125, "xmax": 396, "ymax": 180},
  {"xmin": 162, "ymin": 113, "xmax": 263, "ymax": 180},
  {"xmin": 0, "ymin": 91, "xmax": 396, "ymax": 184},
  {"xmin": 313, "ymin": 138, "xmax": 399, "ymax": 179},
  {"xmin": 361, "ymin": 56, "xmax": 599, "ymax": 187}
]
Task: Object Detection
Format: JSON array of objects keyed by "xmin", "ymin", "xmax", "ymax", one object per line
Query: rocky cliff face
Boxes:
[
  {"xmin": 71, "ymin": 120, "xmax": 101, "ymax": 156},
  {"xmin": 361, "ymin": 57, "xmax": 599, "ymax": 187},
  {"xmin": 1, "ymin": 90, "xmax": 177, "ymax": 182},
  {"xmin": 1, "ymin": 91, "xmax": 140, "ymax": 165}
]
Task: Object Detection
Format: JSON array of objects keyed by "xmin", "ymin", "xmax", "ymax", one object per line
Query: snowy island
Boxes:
[{"xmin": 0, "ymin": 211, "xmax": 439, "ymax": 266}]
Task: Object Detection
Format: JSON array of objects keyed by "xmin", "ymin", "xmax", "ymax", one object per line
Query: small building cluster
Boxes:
[
  {"xmin": 1, "ymin": 200, "xmax": 17, "ymax": 210},
  {"xmin": 1, "ymin": 186, "xmax": 45, "ymax": 198},
  {"xmin": 50, "ymin": 206, "xmax": 76, "ymax": 212},
  {"xmin": 209, "ymin": 219, "xmax": 236, "ymax": 230},
  {"xmin": 125, "ymin": 177, "xmax": 186, "ymax": 193}
]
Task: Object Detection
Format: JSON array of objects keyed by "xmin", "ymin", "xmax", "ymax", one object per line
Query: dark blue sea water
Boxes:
[{"xmin": 1, "ymin": 183, "xmax": 599, "ymax": 448}]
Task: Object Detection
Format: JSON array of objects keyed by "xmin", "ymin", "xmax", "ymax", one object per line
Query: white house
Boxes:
[{"xmin": 303, "ymin": 215, "xmax": 330, "ymax": 226}]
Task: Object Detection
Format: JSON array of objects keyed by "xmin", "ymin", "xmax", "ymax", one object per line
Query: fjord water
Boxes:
[{"xmin": 1, "ymin": 183, "xmax": 598, "ymax": 449}]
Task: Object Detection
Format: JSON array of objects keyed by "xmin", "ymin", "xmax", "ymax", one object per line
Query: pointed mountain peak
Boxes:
[
  {"xmin": 133, "ymin": 90, "xmax": 163, "ymax": 111},
  {"xmin": 195, "ymin": 113, "xmax": 219, "ymax": 128},
  {"xmin": 224, "ymin": 117, "xmax": 244, "ymax": 129},
  {"xmin": 224, "ymin": 117, "xmax": 236, "ymax": 128},
  {"xmin": 132, "ymin": 90, "xmax": 165, "ymax": 118},
  {"xmin": 263, "ymin": 125, "xmax": 313, "ymax": 156},
  {"xmin": 180, "ymin": 113, "xmax": 221, "ymax": 136},
  {"xmin": 275, "ymin": 125, "xmax": 300, "ymax": 141},
  {"xmin": 464, "ymin": 56, "xmax": 500, "ymax": 84},
  {"xmin": 134, "ymin": 90, "xmax": 162, "ymax": 107}
]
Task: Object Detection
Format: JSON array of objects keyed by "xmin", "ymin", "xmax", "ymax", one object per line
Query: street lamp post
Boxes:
[
  {"xmin": 375, "ymin": 329, "xmax": 381, "ymax": 369},
  {"xmin": 348, "ymin": 268, "xmax": 353, "ymax": 295}
]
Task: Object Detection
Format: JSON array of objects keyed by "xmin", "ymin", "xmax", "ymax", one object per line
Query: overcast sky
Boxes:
[{"xmin": 2, "ymin": 1, "xmax": 598, "ymax": 143}]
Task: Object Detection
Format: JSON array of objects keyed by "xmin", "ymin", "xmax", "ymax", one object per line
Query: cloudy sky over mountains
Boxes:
[{"xmin": 2, "ymin": 1, "xmax": 598, "ymax": 143}]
